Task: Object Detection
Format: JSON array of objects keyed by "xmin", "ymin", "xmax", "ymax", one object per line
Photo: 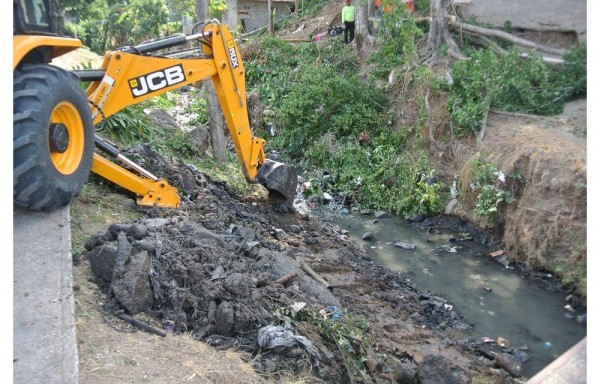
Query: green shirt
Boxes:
[{"xmin": 342, "ymin": 5, "xmax": 355, "ymax": 23}]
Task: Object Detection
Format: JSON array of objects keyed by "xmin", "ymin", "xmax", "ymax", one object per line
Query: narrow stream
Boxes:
[{"xmin": 310, "ymin": 206, "xmax": 586, "ymax": 378}]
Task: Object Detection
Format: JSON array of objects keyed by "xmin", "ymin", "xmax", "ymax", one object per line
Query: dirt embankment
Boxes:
[{"xmin": 439, "ymin": 101, "xmax": 587, "ymax": 300}]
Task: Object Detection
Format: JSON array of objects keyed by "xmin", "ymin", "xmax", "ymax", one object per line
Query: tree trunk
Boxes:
[
  {"xmin": 449, "ymin": 20, "xmax": 569, "ymax": 57},
  {"xmin": 195, "ymin": 0, "xmax": 207, "ymax": 22},
  {"xmin": 204, "ymin": 83, "xmax": 228, "ymax": 162},
  {"xmin": 196, "ymin": 0, "xmax": 228, "ymax": 163},
  {"xmin": 223, "ymin": 0, "xmax": 239, "ymax": 30},
  {"xmin": 268, "ymin": 0, "xmax": 274, "ymax": 35},
  {"xmin": 355, "ymin": 0, "xmax": 369, "ymax": 36},
  {"xmin": 425, "ymin": 0, "xmax": 467, "ymax": 63}
]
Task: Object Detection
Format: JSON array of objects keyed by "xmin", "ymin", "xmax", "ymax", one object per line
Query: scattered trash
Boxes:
[
  {"xmin": 496, "ymin": 337, "xmax": 510, "ymax": 347},
  {"xmin": 564, "ymin": 304, "xmax": 575, "ymax": 312},
  {"xmin": 165, "ymin": 320, "xmax": 174, "ymax": 333},
  {"xmin": 326, "ymin": 306, "xmax": 343, "ymax": 321},
  {"xmin": 301, "ymin": 181, "xmax": 312, "ymax": 192},
  {"xmin": 395, "ymin": 241, "xmax": 416, "ymax": 250},
  {"xmin": 327, "ymin": 25, "xmax": 344, "ymax": 36},
  {"xmin": 274, "ymin": 271, "xmax": 299, "ymax": 285},
  {"xmin": 489, "ymin": 250, "xmax": 504, "ymax": 257},
  {"xmin": 482, "ymin": 337, "xmax": 495, "ymax": 343},
  {"xmin": 542, "ymin": 341, "xmax": 553, "ymax": 350},
  {"xmin": 290, "ymin": 302, "xmax": 307, "ymax": 312},
  {"xmin": 441, "ymin": 245, "xmax": 459, "ymax": 252},
  {"xmin": 494, "ymin": 171, "xmax": 506, "ymax": 183},
  {"xmin": 257, "ymin": 324, "xmax": 321, "ymax": 361},
  {"xmin": 444, "ymin": 303, "xmax": 453, "ymax": 311}
]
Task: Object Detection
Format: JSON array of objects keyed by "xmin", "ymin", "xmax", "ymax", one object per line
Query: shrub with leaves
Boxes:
[
  {"xmin": 448, "ymin": 45, "xmax": 586, "ymax": 137},
  {"xmin": 467, "ymin": 153, "xmax": 514, "ymax": 218},
  {"xmin": 277, "ymin": 65, "xmax": 388, "ymax": 158}
]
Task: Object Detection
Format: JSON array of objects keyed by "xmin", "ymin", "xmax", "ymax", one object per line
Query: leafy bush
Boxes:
[
  {"xmin": 99, "ymin": 102, "xmax": 196, "ymax": 160},
  {"xmin": 368, "ymin": 13, "xmax": 424, "ymax": 79},
  {"xmin": 468, "ymin": 153, "xmax": 514, "ymax": 218},
  {"xmin": 277, "ymin": 65, "xmax": 388, "ymax": 157},
  {"xmin": 244, "ymin": 36, "xmax": 443, "ymax": 218},
  {"xmin": 448, "ymin": 45, "xmax": 587, "ymax": 137}
]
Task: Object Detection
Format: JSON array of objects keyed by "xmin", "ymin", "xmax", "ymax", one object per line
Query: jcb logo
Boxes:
[
  {"xmin": 227, "ymin": 40, "xmax": 240, "ymax": 69},
  {"xmin": 129, "ymin": 65, "xmax": 186, "ymax": 98}
]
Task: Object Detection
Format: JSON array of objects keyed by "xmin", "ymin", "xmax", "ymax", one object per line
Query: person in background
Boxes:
[{"xmin": 341, "ymin": 0, "xmax": 356, "ymax": 44}]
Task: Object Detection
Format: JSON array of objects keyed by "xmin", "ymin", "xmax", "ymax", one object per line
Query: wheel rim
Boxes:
[{"xmin": 49, "ymin": 101, "xmax": 85, "ymax": 175}]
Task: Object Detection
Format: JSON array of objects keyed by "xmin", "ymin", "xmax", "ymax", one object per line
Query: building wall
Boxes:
[
  {"xmin": 458, "ymin": 0, "xmax": 587, "ymax": 42},
  {"xmin": 238, "ymin": 0, "xmax": 293, "ymax": 32}
]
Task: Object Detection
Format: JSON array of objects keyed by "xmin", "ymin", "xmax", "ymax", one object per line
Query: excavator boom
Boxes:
[{"xmin": 78, "ymin": 21, "xmax": 297, "ymax": 206}]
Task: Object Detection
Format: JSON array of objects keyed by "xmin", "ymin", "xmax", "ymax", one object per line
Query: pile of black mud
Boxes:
[{"xmin": 82, "ymin": 144, "xmax": 517, "ymax": 383}]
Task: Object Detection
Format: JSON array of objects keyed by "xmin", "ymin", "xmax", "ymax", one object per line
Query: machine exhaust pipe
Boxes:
[{"xmin": 255, "ymin": 159, "xmax": 298, "ymax": 203}]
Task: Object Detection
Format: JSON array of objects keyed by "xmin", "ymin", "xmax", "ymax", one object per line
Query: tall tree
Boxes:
[
  {"xmin": 196, "ymin": 0, "xmax": 227, "ymax": 162},
  {"xmin": 424, "ymin": 0, "xmax": 467, "ymax": 63},
  {"xmin": 355, "ymin": 0, "xmax": 369, "ymax": 36},
  {"xmin": 268, "ymin": 0, "xmax": 274, "ymax": 34}
]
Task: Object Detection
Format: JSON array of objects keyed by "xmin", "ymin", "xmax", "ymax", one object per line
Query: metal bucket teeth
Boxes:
[{"xmin": 255, "ymin": 159, "xmax": 298, "ymax": 203}]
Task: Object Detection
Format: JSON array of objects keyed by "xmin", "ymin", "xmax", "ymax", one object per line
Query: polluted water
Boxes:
[{"xmin": 310, "ymin": 206, "xmax": 586, "ymax": 378}]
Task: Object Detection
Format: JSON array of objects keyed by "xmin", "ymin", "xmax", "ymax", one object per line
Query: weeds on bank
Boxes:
[
  {"xmin": 244, "ymin": 36, "xmax": 444, "ymax": 218},
  {"xmin": 459, "ymin": 152, "xmax": 515, "ymax": 220}
]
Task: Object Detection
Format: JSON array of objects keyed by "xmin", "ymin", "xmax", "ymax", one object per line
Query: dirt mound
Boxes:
[
  {"xmin": 278, "ymin": 2, "xmax": 343, "ymax": 41},
  {"xmin": 79, "ymin": 144, "xmax": 521, "ymax": 383},
  {"xmin": 50, "ymin": 47, "xmax": 104, "ymax": 69}
]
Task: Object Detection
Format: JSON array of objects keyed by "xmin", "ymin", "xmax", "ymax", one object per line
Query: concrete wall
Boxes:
[
  {"xmin": 238, "ymin": 0, "xmax": 294, "ymax": 32},
  {"xmin": 458, "ymin": 0, "xmax": 587, "ymax": 42}
]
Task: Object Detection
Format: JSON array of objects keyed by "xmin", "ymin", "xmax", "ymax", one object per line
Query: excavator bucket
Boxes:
[{"xmin": 255, "ymin": 159, "xmax": 298, "ymax": 203}]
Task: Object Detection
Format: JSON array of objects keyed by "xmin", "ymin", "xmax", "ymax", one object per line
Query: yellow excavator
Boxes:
[{"xmin": 13, "ymin": 0, "xmax": 297, "ymax": 211}]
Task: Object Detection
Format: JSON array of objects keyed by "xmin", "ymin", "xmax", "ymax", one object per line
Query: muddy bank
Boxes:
[
  {"xmin": 441, "ymin": 109, "xmax": 587, "ymax": 302},
  {"xmin": 80, "ymin": 145, "xmax": 529, "ymax": 383}
]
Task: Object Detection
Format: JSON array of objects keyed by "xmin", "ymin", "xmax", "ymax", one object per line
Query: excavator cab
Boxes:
[{"xmin": 13, "ymin": 0, "xmax": 297, "ymax": 211}]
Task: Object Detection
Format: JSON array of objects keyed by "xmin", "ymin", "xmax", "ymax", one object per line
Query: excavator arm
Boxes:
[{"xmin": 76, "ymin": 20, "xmax": 296, "ymax": 208}]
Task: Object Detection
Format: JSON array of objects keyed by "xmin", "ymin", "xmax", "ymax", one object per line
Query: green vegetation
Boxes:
[
  {"xmin": 464, "ymin": 153, "xmax": 515, "ymax": 219},
  {"xmin": 63, "ymin": 1, "xmax": 586, "ymax": 294},
  {"xmin": 244, "ymin": 36, "xmax": 443, "ymax": 218},
  {"xmin": 447, "ymin": 45, "xmax": 587, "ymax": 137},
  {"xmin": 62, "ymin": 0, "xmax": 225, "ymax": 54},
  {"xmin": 98, "ymin": 100, "xmax": 198, "ymax": 161}
]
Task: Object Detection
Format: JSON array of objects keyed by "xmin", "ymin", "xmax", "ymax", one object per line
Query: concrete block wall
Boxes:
[
  {"xmin": 238, "ymin": 0, "xmax": 293, "ymax": 32},
  {"xmin": 458, "ymin": 0, "xmax": 587, "ymax": 42}
]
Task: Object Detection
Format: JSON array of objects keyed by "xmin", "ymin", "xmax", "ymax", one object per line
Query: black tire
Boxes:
[{"xmin": 14, "ymin": 64, "xmax": 95, "ymax": 210}]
